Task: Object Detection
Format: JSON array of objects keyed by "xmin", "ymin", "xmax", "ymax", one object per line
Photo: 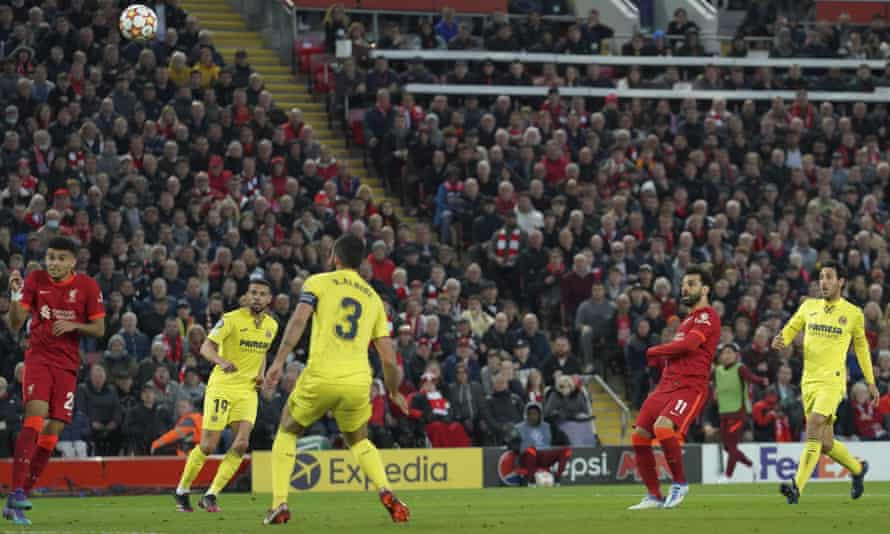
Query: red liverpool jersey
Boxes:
[
  {"xmin": 19, "ymin": 270, "xmax": 105, "ymax": 372},
  {"xmin": 661, "ymin": 306, "xmax": 721, "ymax": 387}
]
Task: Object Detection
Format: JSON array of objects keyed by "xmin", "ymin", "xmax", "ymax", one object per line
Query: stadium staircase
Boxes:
[
  {"xmin": 588, "ymin": 379, "xmax": 635, "ymax": 446},
  {"xmin": 180, "ymin": 0, "xmax": 414, "ymax": 223},
  {"xmin": 183, "ymin": 0, "xmax": 632, "ymax": 447}
]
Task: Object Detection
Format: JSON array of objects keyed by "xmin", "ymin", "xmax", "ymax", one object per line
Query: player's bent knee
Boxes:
[
  {"xmin": 653, "ymin": 416, "xmax": 676, "ymax": 430},
  {"xmin": 633, "ymin": 427, "xmax": 653, "ymax": 441},
  {"xmin": 231, "ymin": 440, "xmax": 249, "ymax": 456},
  {"xmin": 44, "ymin": 419, "xmax": 66, "ymax": 436},
  {"xmin": 343, "ymin": 427, "xmax": 369, "ymax": 447}
]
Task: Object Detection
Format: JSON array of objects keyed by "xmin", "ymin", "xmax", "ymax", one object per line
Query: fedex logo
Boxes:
[{"xmin": 759, "ymin": 446, "xmax": 849, "ymax": 481}]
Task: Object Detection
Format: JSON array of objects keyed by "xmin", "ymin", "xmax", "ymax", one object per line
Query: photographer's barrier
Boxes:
[
  {"xmin": 482, "ymin": 446, "xmax": 702, "ymax": 487},
  {"xmin": 0, "ymin": 456, "xmax": 249, "ymax": 494},
  {"xmin": 701, "ymin": 442, "xmax": 890, "ymax": 484},
  {"xmin": 251, "ymin": 448, "xmax": 483, "ymax": 493}
]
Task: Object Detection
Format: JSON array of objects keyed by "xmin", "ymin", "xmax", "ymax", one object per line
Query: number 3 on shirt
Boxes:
[{"xmin": 335, "ymin": 297, "xmax": 363, "ymax": 340}]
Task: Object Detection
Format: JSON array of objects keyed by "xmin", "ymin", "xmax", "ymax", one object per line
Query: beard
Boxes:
[{"xmin": 680, "ymin": 291, "xmax": 701, "ymax": 307}]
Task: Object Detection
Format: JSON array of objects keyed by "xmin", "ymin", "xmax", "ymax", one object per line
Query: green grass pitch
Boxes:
[{"xmin": 5, "ymin": 483, "xmax": 889, "ymax": 533}]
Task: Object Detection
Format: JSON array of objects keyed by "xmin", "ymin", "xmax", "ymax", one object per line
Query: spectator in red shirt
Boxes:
[
  {"xmin": 560, "ymin": 254, "xmax": 596, "ymax": 327},
  {"xmin": 851, "ymin": 382, "xmax": 888, "ymax": 440},
  {"xmin": 207, "ymin": 154, "xmax": 232, "ymax": 195},
  {"xmin": 540, "ymin": 140, "xmax": 569, "ymax": 186},
  {"xmin": 368, "ymin": 240, "xmax": 396, "ymax": 286}
]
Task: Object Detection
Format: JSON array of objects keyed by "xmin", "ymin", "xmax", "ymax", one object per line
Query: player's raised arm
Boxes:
[
  {"xmin": 266, "ymin": 301, "xmax": 313, "ymax": 386},
  {"xmin": 6, "ymin": 270, "xmax": 29, "ymax": 332},
  {"xmin": 646, "ymin": 330, "xmax": 705, "ymax": 359}
]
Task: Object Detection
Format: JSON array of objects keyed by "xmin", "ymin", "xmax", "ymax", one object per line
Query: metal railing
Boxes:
[
  {"xmin": 227, "ymin": 0, "xmax": 297, "ymax": 65},
  {"xmin": 376, "ymin": 49, "xmax": 890, "ymax": 70},
  {"xmin": 591, "ymin": 374, "xmax": 631, "ymax": 441},
  {"xmin": 403, "ymin": 83, "xmax": 890, "ymax": 102}
]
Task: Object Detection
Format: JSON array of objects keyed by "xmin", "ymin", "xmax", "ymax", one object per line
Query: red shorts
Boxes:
[
  {"xmin": 23, "ymin": 360, "xmax": 77, "ymax": 423},
  {"xmin": 635, "ymin": 384, "xmax": 707, "ymax": 437}
]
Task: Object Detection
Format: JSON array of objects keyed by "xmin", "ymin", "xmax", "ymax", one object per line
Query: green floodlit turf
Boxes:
[{"xmin": 4, "ymin": 482, "xmax": 889, "ymax": 534}]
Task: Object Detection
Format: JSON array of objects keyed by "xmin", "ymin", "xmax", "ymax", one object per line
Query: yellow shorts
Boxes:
[
  {"xmin": 202, "ymin": 386, "xmax": 258, "ymax": 432},
  {"xmin": 288, "ymin": 372, "xmax": 371, "ymax": 433},
  {"xmin": 801, "ymin": 383, "xmax": 844, "ymax": 422}
]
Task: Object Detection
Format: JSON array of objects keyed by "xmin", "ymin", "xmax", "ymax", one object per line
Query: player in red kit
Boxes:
[
  {"xmin": 628, "ymin": 265, "xmax": 720, "ymax": 510},
  {"xmin": 3, "ymin": 237, "xmax": 105, "ymax": 526}
]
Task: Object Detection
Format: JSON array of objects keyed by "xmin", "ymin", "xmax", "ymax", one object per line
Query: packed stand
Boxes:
[
  {"xmin": 328, "ymin": 4, "xmax": 890, "ymax": 446},
  {"xmin": 1, "ymin": 0, "xmax": 310, "ymax": 458}
]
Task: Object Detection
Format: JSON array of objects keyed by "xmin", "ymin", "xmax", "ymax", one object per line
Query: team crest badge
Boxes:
[
  {"xmin": 68, "ymin": 289, "xmax": 78, "ymax": 303},
  {"xmin": 266, "ymin": 330, "xmax": 272, "ymax": 339},
  {"xmin": 839, "ymin": 316, "xmax": 847, "ymax": 325}
]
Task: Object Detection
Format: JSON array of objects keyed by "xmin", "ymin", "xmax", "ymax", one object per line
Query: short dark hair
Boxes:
[
  {"xmin": 47, "ymin": 236, "xmax": 77, "ymax": 255},
  {"xmin": 684, "ymin": 264, "xmax": 713, "ymax": 290},
  {"xmin": 248, "ymin": 276, "xmax": 272, "ymax": 291},
  {"xmin": 334, "ymin": 234, "xmax": 365, "ymax": 270},
  {"xmin": 818, "ymin": 259, "xmax": 846, "ymax": 280}
]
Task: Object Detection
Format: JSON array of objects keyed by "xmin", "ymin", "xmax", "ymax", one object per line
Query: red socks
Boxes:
[
  {"xmin": 12, "ymin": 416, "xmax": 43, "ymax": 490},
  {"xmin": 631, "ymin": 433, "xmax": 662, "ymax": 499},
  {"xmin": 24, "ymin": 434, "xmax": 58, "ymax": 493},
  {"xmin": 655, "ymin": 426, "xmax": 686, "ymax": 485}
]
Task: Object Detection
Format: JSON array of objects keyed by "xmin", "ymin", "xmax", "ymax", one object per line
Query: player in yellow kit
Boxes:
[
  {"xmin": 174, "ymin": 277, "xmax": 278, "ymax": 513},
  {"xmin": 262, "ymin": 234, "xmax": 409, "ymax": 526},
  {"xmin": 772, "ymin": 260, "xmax": 879, "ymax": 504}
]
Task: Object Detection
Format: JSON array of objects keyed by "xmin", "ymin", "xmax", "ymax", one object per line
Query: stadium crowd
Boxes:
[{"xmin": 1, "ymin": 0, "xmax": 890, "ymax": 463}]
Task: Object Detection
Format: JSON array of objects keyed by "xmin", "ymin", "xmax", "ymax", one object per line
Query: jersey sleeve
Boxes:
[
  {"xmin": 371, "ymin": 296, "xmax": 390, "ymax": 341},
  {"xmin": 782, "ymin": 299, "xmax": 808, "ymax": 345},
  {"xmin": 207, "ymin": 314, "xmax": 234, "ymax": 345},
  {"xmin": 851, "ymin": 308, "xmax": 876, "ymax": 385},
  {"xmin": 687, "ymin": 309, "xmax": 716, "ymax": 344},
  {"xmin": 299, "ymin": 276, "xmax": 320, "ymax": 308},
  {"xmin": 19, "ymin": 271, "xmax": 38, "ymax": 311},
  {"xmin": 85, "ymin": 278, "xmax": 105, "ymax": 321}
]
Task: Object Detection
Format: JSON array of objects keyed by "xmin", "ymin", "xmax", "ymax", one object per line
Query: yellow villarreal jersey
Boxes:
[
  {"xmin": 782, "ymin": 297, "xmax": 867, "ymax": 387},
  {"xmin": 207, "ymin": 308, "xmax": 279, "ymax": 390},
  {"xmin": 299, "ymin": 269, "xmax": 389, "ymax": 385}
]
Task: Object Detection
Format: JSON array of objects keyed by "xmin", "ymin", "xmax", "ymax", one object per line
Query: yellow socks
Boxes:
[
  {"xmin": 824, "ymin": 439, "xmax": 863, "ymax": 476},
  {"xmin": 271, "ymin": 430, "xmax": 298, "ymax": 508},
  {"xmin": 794, "ymin": 438, "xmax": 822, "ymax": 493},
  {"xmin": 350, "ymin": 439, "xmax": 387, "ymax": 491},
  {"xmin": 208, "ymin": 450, "xmax": 244, "ymax": 496},
  {"xmin": 177, "ymin": 447, "xmax": 207, "ymax": 494}
]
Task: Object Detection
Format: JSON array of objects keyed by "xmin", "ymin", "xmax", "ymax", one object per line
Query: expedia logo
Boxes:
[
  {"xmin": 290, "ymin": 452, "xmax": 451, "ymax": 491},
  {"xmin": 290, "ymin": 453, "xmax": 322, "ymax": 490}
]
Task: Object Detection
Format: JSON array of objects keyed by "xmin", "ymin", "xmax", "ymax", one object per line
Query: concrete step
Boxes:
[
  {"xmin": 186, "ymin": 11, "xmax": 242, "ymax": 19},
  {"xmin": 198, "ymin": 19, "xmax": 246, "ymax": 31}
]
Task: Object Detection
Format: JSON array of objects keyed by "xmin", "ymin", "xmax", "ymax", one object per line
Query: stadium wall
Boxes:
[
  {"xmin": 0, "ymin": 456, "xmax": 249, "ymax": 495},
  {"xmin": 252, "ymin": 446, "xmax": 703, "ymax": 493},
  {"xmin": 701, "ymin": 442, "xmax": 890, "ymax": 484}
]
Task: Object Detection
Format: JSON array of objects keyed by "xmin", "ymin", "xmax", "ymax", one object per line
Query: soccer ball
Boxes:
[
  {"xmin": 119, "ymin": 4, "xmax": 159, "ymax": 41},
  {"xmin": 534, "ymin": 471, "xmax": 555, "ymax": 487}
]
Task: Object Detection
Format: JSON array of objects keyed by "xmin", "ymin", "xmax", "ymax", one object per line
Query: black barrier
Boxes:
[{"xmin": 483, "ymin": 445, "xmax": 702, "ymax": 486}]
